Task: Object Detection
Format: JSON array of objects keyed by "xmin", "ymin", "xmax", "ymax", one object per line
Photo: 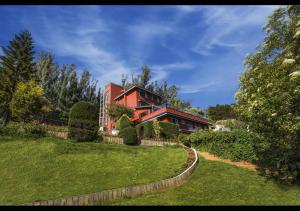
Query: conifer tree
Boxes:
[{"xmin": 0, "ymin": 30, "xmax": 35, "ymax": 124}]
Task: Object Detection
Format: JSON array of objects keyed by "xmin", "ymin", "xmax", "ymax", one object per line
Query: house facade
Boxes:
[{"xmin": 99, "ymin": 83, "xmax": 210, "ymax": 133}]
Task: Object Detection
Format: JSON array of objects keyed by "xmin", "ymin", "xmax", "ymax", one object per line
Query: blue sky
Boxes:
[{"xmin": 0, "ymin": 5, "xmax": 280, "ymax": 108}]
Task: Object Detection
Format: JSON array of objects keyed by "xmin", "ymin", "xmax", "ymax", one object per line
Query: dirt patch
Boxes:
[{"xmin": 198, "ymin": 151, "xmax": 258, "ymax": 172}]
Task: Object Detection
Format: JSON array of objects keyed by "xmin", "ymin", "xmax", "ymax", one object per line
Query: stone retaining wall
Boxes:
[
  {"xmin": 22, "ymin": 142, "xmax": 198, "ymax": 206},
  {"xmin": 103, "ymin": 136, "xmax": 178, "ymax": 147},
  {"xmin": 47, "ymin": 131, "xmax": 68, "ymax": 139}
]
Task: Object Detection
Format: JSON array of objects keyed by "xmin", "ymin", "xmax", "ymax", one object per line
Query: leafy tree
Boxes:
[
  {"xmin": 0, "ymin": 30, "xmax": 36, "ymax": 124},
  {"xmin": 107, "ymin": 103, "xmax": 134, "ymax": 121},
  {"xmin": 235, "ymin": 5, "xmax": 300, "ymax": 183},
  {"xmin": 208, "ymin": 104, "xmax": 237, "ymax": 121},
  {"xmin": 35, "ymin": 51, "xmax": 59, "ymax": 108},
  {"xmin": 186, "ymin": 107, "xmax": 205, "ymax": 116},
  {"xmin": 10, "ymin": 80, "xmax": 51, "ymax": 122}
]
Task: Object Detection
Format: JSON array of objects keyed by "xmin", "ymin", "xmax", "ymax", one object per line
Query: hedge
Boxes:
[
  {"xmin": 186, "ymin": 129, "xmax": 261, "ymax": 162},
  {"xmin": 158, "ymin": 122, "xmax": 179, "ymax": 139},
  {"xmin": 68, "ymin": 101, "xmax": 98, "ymax": 142},
  {"xmin": 136, "ymin": 121, "xmax": 179, "ymax": 140},
  {"xmin": 0, "ymin": 122, "xmax": 47, "ymax": 138},
  {"xmin": 120, "ymin": 126, "xmax": 139, "ymax": 145}
]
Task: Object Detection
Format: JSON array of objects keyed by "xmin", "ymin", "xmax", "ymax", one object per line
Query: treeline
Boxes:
[{"xmin": 0, "ymin": 30, "xmax": 100, "ymax": 125}]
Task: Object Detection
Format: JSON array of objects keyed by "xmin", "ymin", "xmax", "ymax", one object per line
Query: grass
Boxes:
[
  {"xmin": 0, "ymin": 136, "xmax": 187, "ymax": 205},
  {"xmin": 96, "ymin": 155, "xmax": 300, "ymax": 205}
]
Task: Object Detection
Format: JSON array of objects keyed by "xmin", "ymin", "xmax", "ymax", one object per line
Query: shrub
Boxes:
[
  {"xmin": 115, "ymin": 114, "xmax": 132, "ymax": 131},
  {"xmin": 136, "ymin": 121, "xmax": 154, "ymax": 140},
  {"xmin": 177, "ymin": 133, "xmax": 189, "ymax": 145},
  {"xmin": 107, "ymin": 103, "xmax": 134, "ymax": 121},
  {"xmin": 0, "ymin": 122, "xmax": 47, "ymax": 138},
  {"xmin": 120, "ymin": 126, "xmax": 138, "ymax": 145},
  {"xmin": 68, "ymin": 101, "xmax": 98, "ymax": 142},
  {"xmin": 10, "ymin": 80, "xmax": 51, "ymax": 122},
  {"xmin": 158, "ymin": 122, "xmax": 179, "ymax": 139},
  {"xmin": 136, "ymin": 121, "xmax": 179, "ymax": 140},
  {"xmin": 186, "ymin": 129, "xmax": 260, "ymax": 162}
]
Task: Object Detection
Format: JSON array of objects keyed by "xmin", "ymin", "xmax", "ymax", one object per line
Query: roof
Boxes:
[
  {"xmin": 139, "ymin": 106, "xmax": 211, "ymax": 125},
  {"xmin": 114, "ymin": 85, "xmax": 163, "ymax": 100}
]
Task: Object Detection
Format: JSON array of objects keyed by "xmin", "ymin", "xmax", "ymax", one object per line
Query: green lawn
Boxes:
[
  {"xmin": 0, "ymin": 136, "xmax": 187, "ymax": 205},
  {"xmin": 96, "ymin": 155, "xmax": 300, "ymax": 205}
]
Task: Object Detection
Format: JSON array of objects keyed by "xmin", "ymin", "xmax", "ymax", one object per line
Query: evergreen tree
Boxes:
[{"xmin": 0, "ymin": 30, "xmax": 35, "ymax": 124}]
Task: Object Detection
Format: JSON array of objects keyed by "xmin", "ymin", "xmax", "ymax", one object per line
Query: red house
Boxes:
[{"xmin": 99, "ymin": 83, "xmax": 210, "ymax": 133}]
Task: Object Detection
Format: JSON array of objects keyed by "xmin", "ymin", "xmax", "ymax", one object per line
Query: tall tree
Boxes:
[
  {"xmin": 35, "ymin": 51, "xmax": 59, "ymax": 108},
  {"xmin": 0, "ymin": 30, "xmax": 35, "ymax": 124},
  {"xmin": 235, "ymin": 5, "xmax": 300, "ymax": 182}
]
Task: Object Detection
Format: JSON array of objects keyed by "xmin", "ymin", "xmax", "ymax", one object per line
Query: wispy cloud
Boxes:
[
  {"xmin": 151, "ymin": 62, "xmax": 195, "ymax": 81},
  {"xmin": 23, "ymin": 6, "xmax": 133, "ymax": 86},
  {"xmin": 179, "ymin": 81, "xmax": 217, "ymax": 94},
  {"xmin": 191, "ymin": 6, "xmax": 280, "ymax": 56}
]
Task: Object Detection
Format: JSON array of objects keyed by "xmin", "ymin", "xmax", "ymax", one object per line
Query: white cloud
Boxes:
[
  {"xmin": 26, "ymin": 7, "xmax": 132, "ymax": 87},
  {"xmin": 151, "ymin": 62, "xmax": 195, "ymax": 81},
  {"xmin": 0, "ymin": 48, "xmax": 3, "ymax": 55},
  {"xmin": 179, "ymin": 81, "xmax": 217, "ymax": 94},
  {"xmin": 192, "ymin": 6, "xmax": 280, "ymax": 56}
]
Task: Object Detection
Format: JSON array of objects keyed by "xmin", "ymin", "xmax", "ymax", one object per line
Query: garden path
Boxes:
[{"xmin": 198, "ymin": 151, "xmax": 257, "ymax": 172}]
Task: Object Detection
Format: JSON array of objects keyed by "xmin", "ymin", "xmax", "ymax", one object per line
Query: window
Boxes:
[
  {"xmin": 139, "ymin": 101, "xmax": 149, "ymax": 106},
  {"xmin": 140, "ymin": 91, "xmax": 145, "ymax": 97}
]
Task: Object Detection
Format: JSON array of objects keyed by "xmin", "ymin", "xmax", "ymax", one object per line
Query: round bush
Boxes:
[
  {"xmin": 120, "ymin": 126, "xmax": 139, "ymax": 145},
  {"xmin": 68, "ymin": 101, "xmax": 98, "ymax": 142}
]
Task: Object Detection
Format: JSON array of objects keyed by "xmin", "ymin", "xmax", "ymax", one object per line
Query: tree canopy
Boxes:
[{"xmin": 235, "ymin": 5, "xmax": 300, "ymax": 183}]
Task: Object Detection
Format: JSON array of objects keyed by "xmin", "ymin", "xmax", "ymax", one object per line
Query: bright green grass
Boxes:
[
  {"xmin": 0, "ymin": 136, "xmax": 186, "ymax": 205},
  {"xmin": 96, "ymin": 156, "xmax": 300, "ymax": 205}
]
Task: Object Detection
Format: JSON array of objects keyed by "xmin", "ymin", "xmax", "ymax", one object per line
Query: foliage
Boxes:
[
  {"xmin": 0, "ymin": 122, "xmax": 47, "ymax": 138},
  {"xmin": 186, "ymin": 130, "xmax": 260, "ymax": 162},
  {"xmin": 115, "ymin": 114, "xmax": 132, "ymax": 131},
  {"xmin": 208, "ymin": 104, "xmax": 237, "ymax": 121},
  {"xmin": 215, "ymin": 119, "xmax": 247, "ymax": 130},
  {"xmin": 120, "ymin": 126, "xmax": 139, "ymax": 145},
  {"xmin": 10, "ymin": 80, "xmax": 51, "ymax": 122},
  {"xmin": 158, "ymin": 122, "xmax": 179, "ymax": 139},
  {"xmin": 0, "ymin": 30, "xmax": 36, "ymax": 125},
  {"xmin": 177, "ymin": 133, "xmax": 189, "ymax": 146},
  {"xmin": 185, "ymin": 107, "xmax": 206, "ymax": 116},
  {"xmin": 136, "ymin": 121, "xmax": 154, "ymax": 140},
  {"xmin": 107, "ymin": 103, "xmax": 134, "ymax": 122},
  {"xmin": 153, "ymin": 121, "xmax": 161, "ymax": 139},
  {"xmin": 235, "ymin": 5, "xmax": 300, "ymax": 183},
  {"xmin": 68, "ymin": 101, "xmax": 98, "ymax": 142}
]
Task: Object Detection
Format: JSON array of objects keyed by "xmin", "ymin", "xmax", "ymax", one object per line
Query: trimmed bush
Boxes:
[
  {"xmin": 120, "ymin": 126, "xmax": 138, "ymax": 145},
  {"xmin": 68, "ymin": 101, "xmax": 98, "ymax": 142},
  {"xmin": 158, "ymin": 122, "xmax": 179, "ymax": 139},
  {"xmin": 115, "ymin": 114, "xmax": 132, "ymax": 131},
  {"xmin": 136, "ymin": 121, "xmax": 154, "ymax": 140},
  {"xmin": 186, "ymin": 129, "xmax": 261, "ymax": 162},
  {"xmin": 136, "ymin": 121, "xmax": 179, "ymax": 140}
]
